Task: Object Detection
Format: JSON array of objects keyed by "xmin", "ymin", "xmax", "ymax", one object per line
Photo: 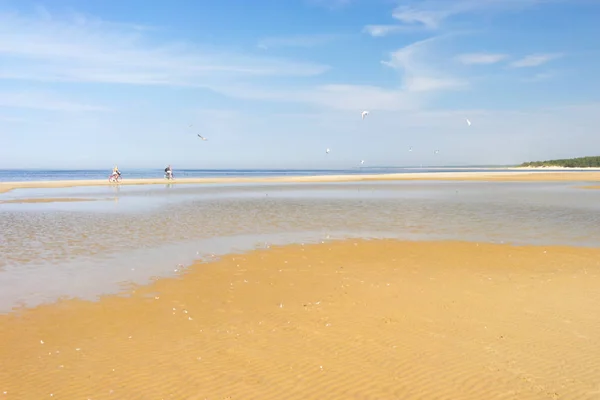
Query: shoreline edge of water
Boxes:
[{"xmin": 2, "ymin": 170, "xmax": 600, "ymax": 194}]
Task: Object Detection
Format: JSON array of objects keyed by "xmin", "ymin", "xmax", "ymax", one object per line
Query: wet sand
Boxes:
[
  {"xmin": 1, "ymin": 239, "xmax": 599, "ymax": 399},
  {"xmin": 2, "ymin": 171, "xmax": 600, "ymax": 194}
]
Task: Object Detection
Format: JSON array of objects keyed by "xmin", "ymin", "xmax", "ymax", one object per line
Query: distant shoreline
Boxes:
[
  {"xmin": 2, "ymin": 170, "xmax": 600, "ymax": 194},
  {"xmin": 514, "ymin": 166, "xmax": 600, "ymax": 170},
  {"xmin": 518, "ymin": 156, "xmax": 600, "ymax": 169}
]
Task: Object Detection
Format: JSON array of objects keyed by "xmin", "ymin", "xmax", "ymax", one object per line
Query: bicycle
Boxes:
[{"xmin": 108, "ymin": 173, "xmax": 122, "ymax": 183}]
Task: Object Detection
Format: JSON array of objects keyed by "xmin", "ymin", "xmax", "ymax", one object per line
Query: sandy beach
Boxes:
[
  {"xmin": 1, "ymin": 239, "xmax": 599, "ymax": 399},
  {"xmin": 0, "ymin": 197, "xmax": 101, "ymax": 204},
  {"xmin": 2, "ymin": 170, "xmax": 600, "ymax": 194}
]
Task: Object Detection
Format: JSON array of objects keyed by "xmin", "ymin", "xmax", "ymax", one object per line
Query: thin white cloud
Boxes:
[
  {"xmin": 213, "ymin": 83, "xmax": 419, "ymax": 111},
  {"xmin": 510, "ymin": 53, "xmax": 563, "ymax": 67},
  {"xmin": 522, "ymin": 71, "xmax": 556, "ymax": 82},
  {"xmin": 215, "ymin": 36, "xmax": 465, "ymax": 109},
  {"xmin": 392, "ymin": 5, "xmax": 450, "ymax": 30},
  {"xmin": 257, "ymin": 34, "xmax": 340, "ymax": 50},
  {"xmin": 364, "ymin": 0, "xmax": 573, "ymax": 36},
  {"xmin": 0, "ymin": 91, "xmax": 108, "ymax": 111},
  {"xmin": 362, "ymin": 25, "xmax": 409, "ymax": 37},
  {"xmin": 0, "ymin": 8, "xmax": 463, "ymax": 113},
  {"xmin": 455, "ymin": 52, "xmax": 508, "ymax": 65},
  {"xmin": 381, "ymin": 37, "xmax": 467, "ymax": 92},
  {"xmin": 362, "ymin": 1, "xmax": 462, "ymax": 36},
  {"xmin": 0, "ymin": 10, "xmax": 329, "ymax": 88}
]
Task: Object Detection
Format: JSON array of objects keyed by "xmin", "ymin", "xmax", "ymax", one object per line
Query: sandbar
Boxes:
[
  {"xmin": 580, "ymin": 185, "xmax": 600, "ymax": 189},
  {"xmin": 1, "ymin": 239, "xmax": 599, "ymax": 399},
  {"xmin": 1, "ymin": 171, "xmax": 600, "ymax": 194},
  {"xmin": 0, "ymin": 197, "xmax": 99, "ymax": 204}
]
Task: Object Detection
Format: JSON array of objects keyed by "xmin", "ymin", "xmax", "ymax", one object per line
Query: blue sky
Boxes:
[{"xmin": 1, "ymin": 0, "xmax": 599, "ymax": 169}]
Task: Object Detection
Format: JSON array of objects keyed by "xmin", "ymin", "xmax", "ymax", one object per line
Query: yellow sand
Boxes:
[
  {"xmin": 0, "ymin": 197, "xmax": 99, "ymax": 204},
  {"xmin": 1, "ymin": 239, "xmax": 600, "ymax": 399},
  {"xmin": 1, "ymin": 171, "xmax": 600, "ymax": 194}
]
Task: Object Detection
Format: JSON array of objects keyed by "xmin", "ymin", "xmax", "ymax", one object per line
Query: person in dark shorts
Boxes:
[{"xmin": 164, "ymin": 165, "xmax": 173, "ymax": 179}]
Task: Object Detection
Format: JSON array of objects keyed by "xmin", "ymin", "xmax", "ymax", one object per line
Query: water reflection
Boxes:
[{"xmin": 1, "ymin": 181, "xmax": 599, "ymax": 312}]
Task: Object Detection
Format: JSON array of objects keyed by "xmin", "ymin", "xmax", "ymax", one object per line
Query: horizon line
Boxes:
[{"xmin": 0, "ymin": 165, "xmax": 519, "ymax": 171}]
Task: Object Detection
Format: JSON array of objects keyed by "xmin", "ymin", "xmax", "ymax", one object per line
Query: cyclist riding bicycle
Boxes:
[{"xmin": 111, "ymin": 165, "xmax": 121, "ymax": 179}]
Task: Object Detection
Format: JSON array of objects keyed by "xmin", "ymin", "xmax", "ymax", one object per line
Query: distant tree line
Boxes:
[{"xmin": 520, "ymin": 156, "xmax": 600, "ymax": 168}]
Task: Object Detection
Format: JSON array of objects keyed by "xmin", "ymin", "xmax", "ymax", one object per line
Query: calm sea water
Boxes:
[
  {"xmin": 1, "ymin": 180, "xmax": 599, "ymax": 312},
  {"xmin": 0, "ymin": 167, "xmax": 580, "ymax": 182}
]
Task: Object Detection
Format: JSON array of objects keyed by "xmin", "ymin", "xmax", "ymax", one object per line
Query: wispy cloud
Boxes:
[
  {"xmin": 222, "ymin": 36, "xmax": 466, "ymax": 110},
  {"xmin": 455, "ymin": 52, "xmax": 508, "ymax": 65},
  {"xmin": 0, "ymin": 91, "xmax": 107, "ymax": 111},
  {"xmin": 391, "ymin": 5, "xmax": 450, "ymax": 30},
  {"xmin": 381, "ymin": 37, "xmax": 467, "ymax": 92},
  {"xmin": 522, "ymin": 71, "xmax": 556, "ymax": 82},
  {"xmin": 257, "ymin": 34, "xmax": 340, "ymax": 50},
  {"xmin": 363, "ymin": 0, "xmax": 571, "ymax": 37},
  {"xmin": 0, "ymin": 10, "xmax": 329, "ymax": 88},
  {"xmin": 363, "ymin": 1, "xmax": 474, "ymax": 36},
  {"xmin": 362, "ymin": 25, "xmax": 410, "ymax": 37},
  {"xmin": 510, "ymin": 53, "xmax": 563, "ymax": 68},
  {"xmin": 212, "ymin": 83, "xmax": 418, "ymax": 111},
  {"xmin": 0, "ymin": 8, "xmax": 466, "ymax": 114}
]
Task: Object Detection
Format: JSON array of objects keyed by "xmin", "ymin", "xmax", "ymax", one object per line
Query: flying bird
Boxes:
[
  {"xmin": 434, "ymin": 150, "xmax": 440, "ymax": 154},
  {"xmin": 360, "ymin": 160, "xmax": 365, "ymax": 165},
  {"xmin": 361, "ymin": 111, "xmax": 369, "ymax": 120},
  {"xmin": 409, "ymin": 147, "xmax": 413, "ymax": 152},
  {"xmin": 466, "ymin": 118, "xmax": 471, "ymax": 126},
  {"xmin": 325, "ymin": 148, "xmax": 330, "ymax": 154},
  {"xmin": 197, "ymin": 134, "xmax": 207, "ymax": 141}
]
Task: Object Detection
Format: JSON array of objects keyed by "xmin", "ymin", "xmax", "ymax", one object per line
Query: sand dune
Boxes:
[
  {"xmin": 1, "ymin": 239, "xmax": 600, "ymax": 399},
  {"xmin": 1, "ymin": 171, "xmax": 600, "ymax": 194}
]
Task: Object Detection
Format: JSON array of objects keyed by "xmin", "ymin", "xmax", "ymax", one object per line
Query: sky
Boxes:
[{"xmin": 1, "ymin": 0, "xmax": 600, "ymax": 169}]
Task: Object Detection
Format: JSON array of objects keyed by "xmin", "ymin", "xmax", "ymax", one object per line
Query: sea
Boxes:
[
  {"xmin": 0, "ymin": 166, "xmax": 581, "ymax": 182},
  {"xmin": 2, "ymin": 167, "xmax": 599, "ymax": 312}
]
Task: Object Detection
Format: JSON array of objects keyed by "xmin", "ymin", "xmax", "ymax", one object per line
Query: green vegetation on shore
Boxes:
[{"xmin": 520, "ymin": 156, "xmax": 600, "ymax": 168}]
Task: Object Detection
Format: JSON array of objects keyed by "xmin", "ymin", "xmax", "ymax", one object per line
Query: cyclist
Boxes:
[{"xmin": 111, "ymin": 165, "xmax": 121, "ymax": 179}]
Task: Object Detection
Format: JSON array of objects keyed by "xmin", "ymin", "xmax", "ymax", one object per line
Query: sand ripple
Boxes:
[{"xmin": 1, "ymin": 240, "xmax": 600, "ymax": 399}]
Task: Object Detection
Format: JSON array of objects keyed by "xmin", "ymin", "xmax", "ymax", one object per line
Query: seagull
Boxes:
[
  {"xmin": 197, "ymin": 134, "xmax": 207, "ymax": 141},
  {"xmin": 409, "ymin": 147, "xmax": 413, "ymax": 152},
  {"xmin": 360, "ymin": 160, "xmax": 365, "ymax": 165},
  {"xmin": 325, "ymin": 148, "xmax": 330, "ymax": 154},
  {"xmin": 466, "ymin": 118, "xmax": 471, "ymax": 126},
  {"xmin": 434, "ymin": 150, "xmax": 440, "ymax": 154},
  {"xmin": 361, "ymin": 111, "xmax": 369, "ymax": 120}
]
